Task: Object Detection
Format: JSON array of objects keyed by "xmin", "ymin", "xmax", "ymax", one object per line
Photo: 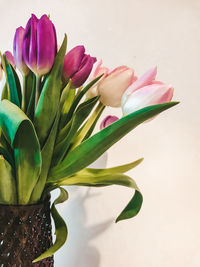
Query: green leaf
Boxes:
[
  {"xmin": 63, "ymin": 75, "xmax": 103, "ymax": 124},
  {"xmin": 26, "ymin": 76, "xmax": 36, "ymax": 121},
  {"xmin": 84, "ymin": 158, "xmax": 143, "ymax": 175},
  {"xmin": 10, "ymin": 64, "xmax": 22, "ymax": 107},
  {"xmin": 1, "ymin": 55, "xmax": 20, "ymax": 107},
  {"xmin": 30, "ymin": 112, "xmax": 60, "ymax": 203},
  {"xmin": 58, "ymin": 171, "xmax": 142, "ymax": 222},
  {"xmin": 23, "ymin": 72, "xmax": 36, "ymax": 115},
  {"xmin": 48, "ymin": 102, "xmax": 178, "ymax": 182},
  {"xmin": 0, "ymin": 155, "xmax": 17, "ymax": 204},
  {"xmin": 33, "ymin": 187, "xmax": 68, "ymax": 262},
  {"xmin": 0, "ymin": 100, "xmax": 42, "ymax": 204},
  {"xmin": 53, "ymin": 96, "xmax": 100, "ymax": 165},
  {"xmin": 34, "ymin": 35, "xmax": 67, "ymax": 147},
  {"xmin": 0, "ymin": 145, "xmax": 15, "ymax": 168},
  {"xmin": 1, "ymin": 84, "xmax": 9, "ymax": 101}
]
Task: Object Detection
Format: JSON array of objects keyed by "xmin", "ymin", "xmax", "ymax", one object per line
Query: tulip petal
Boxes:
[
  {"xmin": 122, "ymin": 66, "xmax": 157, "ymax": 106},
  {"xmin": 100, "ymin": 115, "xmax": 119, "ymax": 130},
  {"xmin": 71, "ymin": 55, "xmax": 96, "ymax": 88},
  {"xmin": 23, "ymin": 14, "xmax": 38, "ymax": 73},
  {"xmin": 93, "ymin": 59, "xmax": 109, "ymax": 77},
  {"xmin": 122, "ymin": 84, "xmax": 173, "ymax": 115},
  {"xmin": 37, "ymin": 15, "xmax": 57, "ymax": 76},
  {"xmin": 4, "ymin": 51, "xmax": 15, "ymax": 68},
  {"xmin": 98, "ymin": 67, "xmax": 134, "ymax": 107},
  {"xmin": 63, "ymin": 45, "xmax": 85, "ymax": 82},
  {"xmin": 13, "ymin": 27, "xmax": 29, "ymax": 75}
]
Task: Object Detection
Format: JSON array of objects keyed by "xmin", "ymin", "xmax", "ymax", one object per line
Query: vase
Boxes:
[{"xmin": 0, "ymin": 196, "xmax": 54, "ymax": 267}]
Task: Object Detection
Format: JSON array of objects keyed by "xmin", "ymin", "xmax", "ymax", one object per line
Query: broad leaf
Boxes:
[
  {"xmin": 48, "ymin": 102, "xmax": 178, "ymax": 182},
  {"xmin": 34, "ymin": 35, "xmax": 67, "ymax": 146},
  {"xmin": 0, "ymin": 156, "xmax": 17, "ymax": 204},
  {"xmin": 10, "ymin": 64, "xmax": 22, "ymax": 106},
  {"xmin": 58, "ymin": 171, "xmax": 142, "ymax": 222},
  {"xmin": 33, "ymin": 187, "xmax": 68, "ymax": 262},
  {"xmin": 1, "ymin": 55, "xmax": 20, "ymax": 107},
  {"xmin": 0, "ymin": 100, "xmax": 42, "ymax": 204},
  {"xmin": 30, "ymin": 112, "xmax": 60, "ymax": 203},
  {"xmin": 0, "ymin": 145, "xmax": 14, "ymax": 168}
]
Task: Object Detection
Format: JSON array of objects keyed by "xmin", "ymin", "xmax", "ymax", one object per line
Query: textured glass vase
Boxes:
[{"xmin": 0, "ymin": 197, "xmax": 54, "ymax": 266}]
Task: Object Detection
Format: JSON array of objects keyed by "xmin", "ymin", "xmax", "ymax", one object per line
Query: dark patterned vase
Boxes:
[{"xmin": 0, "ymin": 197, "xmax": 54, "ymax": 267}]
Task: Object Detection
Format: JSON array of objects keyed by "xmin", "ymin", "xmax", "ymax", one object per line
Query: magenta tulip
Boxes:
[
  {"xmin": 122, "ymin": 67, "xmax": 174, "ymax": 115},
  {"xmin": 23, "ymin": 14, "xmax": 57, "ymax": 76},
  {"xmin": 13, "ymin": 27, "xmax": 29, "ymax": 75},
  {"xmin": 4, "ymin": 51, "xmax": 16, "ymax": 68},
  {"xmin": 62, "ymin": 45, "xmax": 96, "ymax": 88},
  {"xmin": 100, "ymin": 115, "xmax": 119, "ymax": 130}
]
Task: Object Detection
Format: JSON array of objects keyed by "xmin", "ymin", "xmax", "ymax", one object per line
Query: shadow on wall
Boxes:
[
  {"xmin": 54, "ymin": 187, "xmax": 113, "ymax": 267},
  {"xmin": 53, "ymin": 153, "xmax": 112, "ymax": 267}
]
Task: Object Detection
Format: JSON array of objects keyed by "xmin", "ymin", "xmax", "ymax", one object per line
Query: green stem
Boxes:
[
  {"xmin": 70, "ymin": 102, "xmax": 104, "ymax": 151},
  {"xmin": 22, "ymin": 75, "xmax": 28, "ymax": 112},
  {"xmin": 35, "ymin": 75, "xmax": 41, "ymax": 107}
]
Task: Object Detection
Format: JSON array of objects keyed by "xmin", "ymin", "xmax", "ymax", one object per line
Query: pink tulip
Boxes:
[
  {"xmin": 122, "ymin": 66, "xmax": 174, "ymax": 115},
  {"xmin": 97, "ymin": 65, "xmax": 136, "ymax": 107},
  {"xmin": 13, "ymin": 27, "xmax": 29, "ymax": 75},
  {"xmin": 100, "ymin": 115, "xmax": 119, "ymax": 130},
  {"xmin": 87, "ymin": 60, "xmax": 110, "ymax": 98},
  {"xmin": 4, "ymin": 51, "xmax": 16, "ymax": 68}
]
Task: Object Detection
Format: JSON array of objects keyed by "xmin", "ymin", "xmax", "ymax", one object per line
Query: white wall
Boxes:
[{"xmin": 0, "ymin": 0, "xmax": 200, "ymax": 266}]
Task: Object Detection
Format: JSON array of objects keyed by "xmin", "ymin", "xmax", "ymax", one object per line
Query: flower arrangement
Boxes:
[{"xmin": 0, "ymin": 13, "xmax": 178, "ymax": 263}]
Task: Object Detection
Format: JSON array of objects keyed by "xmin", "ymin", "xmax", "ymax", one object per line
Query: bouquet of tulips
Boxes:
[{"xmin": 0, "ymin": 14, "xmax": 178, "ymax": 262}]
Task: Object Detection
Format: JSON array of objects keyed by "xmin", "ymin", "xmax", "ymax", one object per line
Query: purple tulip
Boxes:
[
  {"xmin": 62, "ymin": 45, "xmax": 96, "ymax": 88},
  {"xmin": 4, "ymin": 51, "xmax": 16, "ymax": 68},
  {"xmin": 23, "ymin": 14, "xmax": 57, "ymax": 76},
  {"xmin": 100, "ymin": 115, "xmax": 119, "ymax": 130},
  {"xmin": 13, "ymin": 27, "xmax": 29, "ymax": 75}
]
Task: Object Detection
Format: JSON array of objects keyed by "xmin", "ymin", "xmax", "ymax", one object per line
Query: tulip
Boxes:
[
  {"xmin": 121, "ymin": 66, "xmax": 174, "ymax": 115},
  {"xmin": 96, "ymin": 65, "xmax": 136, "ymax": 107},
  {"xmin": 87, "ymin": 60, "xmax": 109, "ymax": 98},
  {"xmin": 62, "ymin": 45, "xmax": 96, "ymax": 88},
  {"xmin": 13, "ymin": 27, "xmax": 29, "ymax": 75},
  {"xmin": 23, "ymin": 14, "xmax": 57, "ymax": 76},
  {"xmin": 4, "ymin": 51, "xmax": 16, "ymax": 68},
  {"xmin": 100, "ymin": 115, "xmax": 119, "ymax": 130}
]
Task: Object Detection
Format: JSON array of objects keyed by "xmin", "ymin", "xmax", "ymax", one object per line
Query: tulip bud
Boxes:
[
  {"xmin": 87, "ymin": 60, "xmax": 110, "ymax": 98},
  {"xmin": 4, "ymin": 51, "xmax": 16, "ymax": 68},
  {"xmin": 122, "ymin": 67, "xmax": 174, "ymax": 115},
  {"xmin": 100, "ymin": 115, "xmax": 119, "ymax": 130},
  {"xmin": 13, "ymin": 27, "xmax": 29, "ymax": 75},
  {"xmin": 97, "ymin": 66, "xmax": 136, "ymax": 107},
  {"xmin": 62, "ymin": 45, "xmax": 96, "ymax": 88},
  {"xmin": 23, "ymin": 14, "xmax": 57, "ymax": 76}
]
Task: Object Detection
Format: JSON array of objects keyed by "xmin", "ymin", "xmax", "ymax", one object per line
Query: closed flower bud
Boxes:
[
  {"xmin": 23, "ymin": 14, "xmax": 57, "ymax": 76},
  {"xmin": 100, "ymin": 115, "xmax": 119, "ymax": 130},
  {"xmin": 4, "ymin": 51, "xmax": 16, "ymax": 68},
  {"xmin": 97, "ymin": 66, "xmax": 136, "ymax": 107},
  {"xmin": 13, "ymin": 27, "xmax": 29, "ymax": 75},
  {"xmin": 62, "ymin": 45, "xmax": 96, "ymax": 88},
  {"xmin": 122, "ymin": 67, "xmax": 174, "ymax": 115}
]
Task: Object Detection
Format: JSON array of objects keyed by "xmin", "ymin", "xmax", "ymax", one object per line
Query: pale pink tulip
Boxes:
[
  {"xmin": 87, "ymin": 60, "xmax": 109, "ymax": 98},
  {"xmin": 122, "ymin": 67, "xmax": 173, "ymax": 115},
  {"xmin": 100, "ymin": 115, "xmax": 119, "ymax": 130}
]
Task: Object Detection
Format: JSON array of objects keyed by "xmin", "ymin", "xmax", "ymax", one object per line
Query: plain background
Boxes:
[{"xmin": 0, "ymin": 0, "xmax": 200, "ymax": 266}]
